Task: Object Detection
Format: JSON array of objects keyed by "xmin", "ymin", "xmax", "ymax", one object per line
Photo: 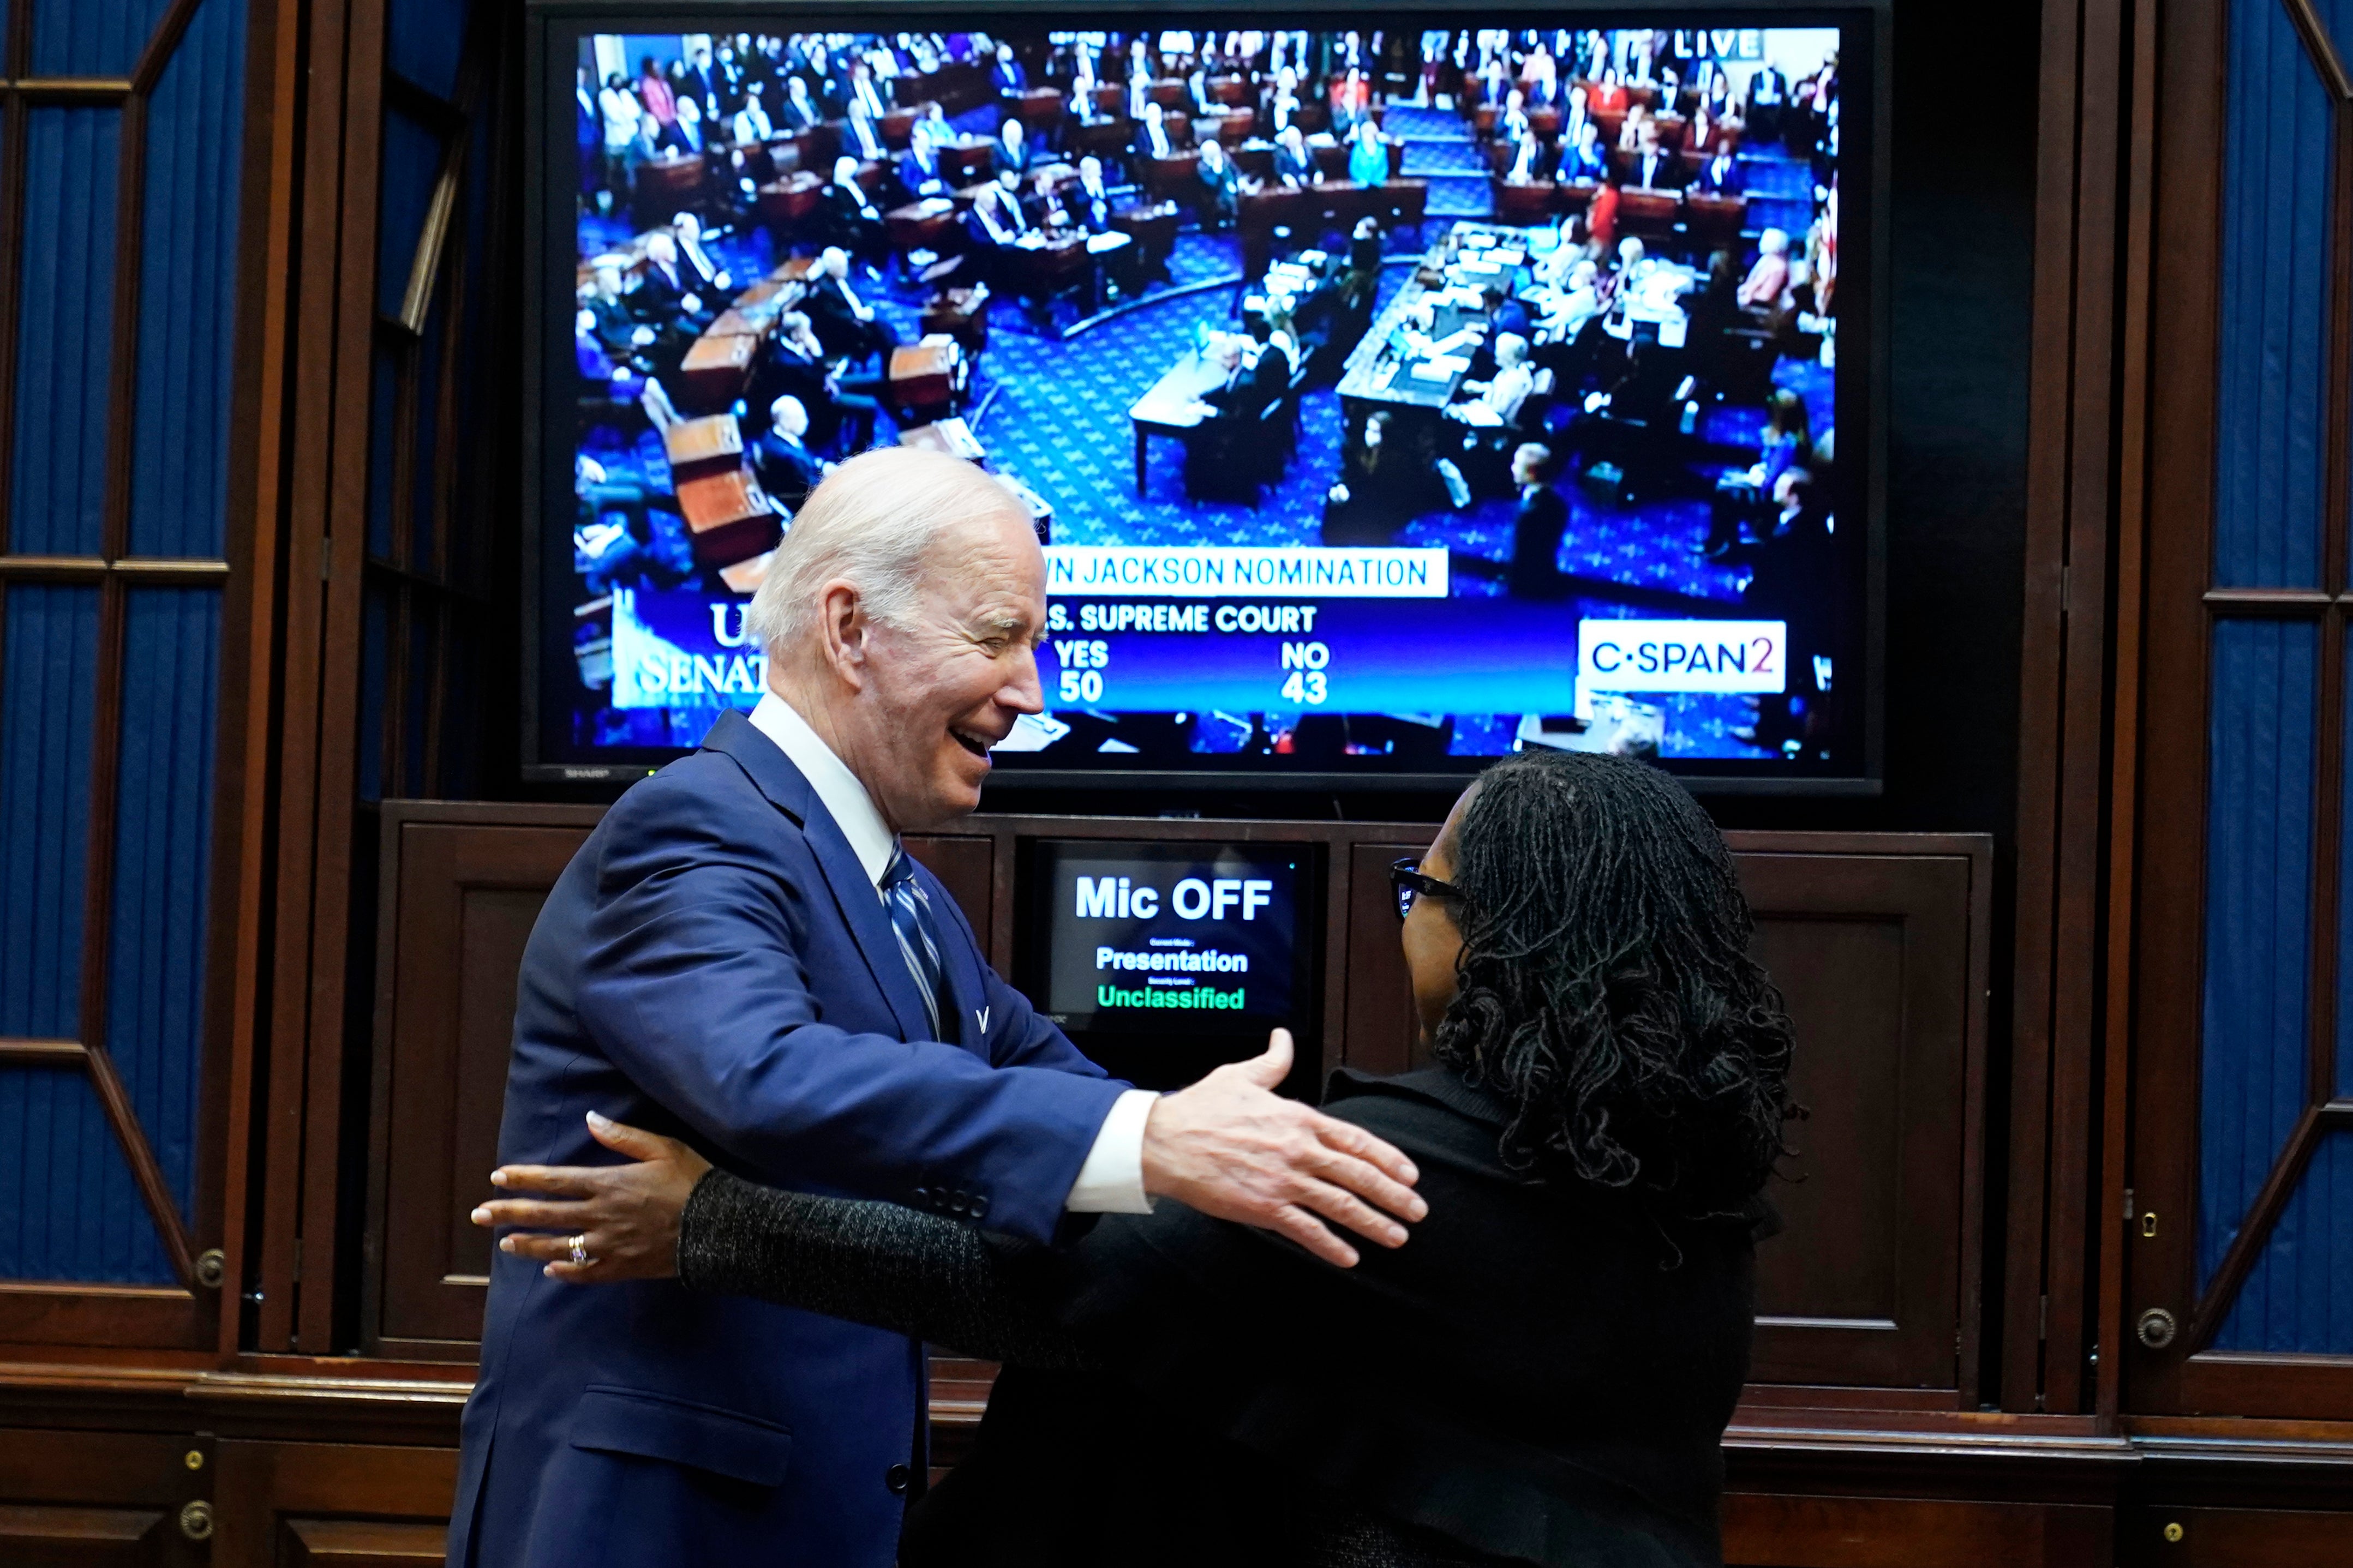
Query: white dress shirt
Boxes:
[{"xmin": 749, "ymin": 692, "xmax": 1156, "ymax": 1212}]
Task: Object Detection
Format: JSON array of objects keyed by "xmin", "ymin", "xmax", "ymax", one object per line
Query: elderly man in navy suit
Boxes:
[{"xmin": 447, "ymin": 449, "xmax": 1424, "ymax": 1568}]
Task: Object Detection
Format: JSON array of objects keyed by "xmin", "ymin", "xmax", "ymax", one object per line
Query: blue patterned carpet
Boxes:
[{"xmin": 578, "ymin": 200, "xmax": 1829, "ymax": 760}]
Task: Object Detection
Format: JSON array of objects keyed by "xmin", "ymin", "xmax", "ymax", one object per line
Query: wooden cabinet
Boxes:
[
  {"xmin": 0, "ymin": 1429, "xmax": 212, "ymax": 1567},
  {"xmin": 361, "ymin": 806, "xmax": 1991, "ymax": 1416},
  {"xmin": 212, "ymin": 1441, "xmax": 455, "ymax": 1568}
]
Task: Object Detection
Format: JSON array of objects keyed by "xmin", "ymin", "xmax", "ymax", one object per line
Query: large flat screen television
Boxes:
[{"xmin": 526, "ymin": 5, "xmax": 1884, "ymax": 791}]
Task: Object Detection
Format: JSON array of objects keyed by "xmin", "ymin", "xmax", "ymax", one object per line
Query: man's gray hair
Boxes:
[{"xmin": 744, "ymin": 446, "xmax": 1029, "ymax": 659}]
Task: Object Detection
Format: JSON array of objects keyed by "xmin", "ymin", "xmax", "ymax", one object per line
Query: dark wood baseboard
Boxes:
[{"xmin": 4, "ymin": 1370, "xmax": 2351, "ymax": 1566}]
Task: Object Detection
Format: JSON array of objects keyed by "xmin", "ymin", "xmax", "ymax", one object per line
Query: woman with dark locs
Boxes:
[{"xmin": 472, "ymin": 751, "xmax": 1800, "ymax": 1568}]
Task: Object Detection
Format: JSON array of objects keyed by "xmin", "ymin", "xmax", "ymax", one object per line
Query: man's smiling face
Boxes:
[{"xmin": 838, "ymin": 507, "xmax": 1046, "ymax": 832}]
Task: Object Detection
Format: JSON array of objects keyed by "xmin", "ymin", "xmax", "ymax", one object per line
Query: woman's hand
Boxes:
[{"xmin": 469, "ymin": 1112, "xmax": 711, "ymax": 1283}]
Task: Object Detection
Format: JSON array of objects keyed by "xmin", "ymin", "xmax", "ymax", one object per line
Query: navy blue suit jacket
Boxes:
[{"xmin": 448, "ymin": 711, "xmax": 1125, "ymax": 1568}]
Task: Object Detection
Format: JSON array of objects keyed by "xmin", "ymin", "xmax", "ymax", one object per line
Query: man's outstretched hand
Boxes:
[{"xmin": 1140, "ymin": 1029, "xmax": 1426, "ymax": 1267}]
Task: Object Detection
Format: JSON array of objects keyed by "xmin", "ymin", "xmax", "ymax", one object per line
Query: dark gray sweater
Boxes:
[{"xmin": 679, "ymin": 1170, "xmax": 1498, "ymax": 1566}]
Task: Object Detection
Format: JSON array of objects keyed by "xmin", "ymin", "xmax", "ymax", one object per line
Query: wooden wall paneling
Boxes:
[
  {"xmin": 1722, "ymin": 1492, "xmax": 2113, "ymax": 1568},
  {"xmin": 2123, "ymin": 0, "xmax": 2226, "ymax": 1421},
  {"xmin": 361, "ymin": 804, "xmax": 600, "ymax": 1359},
  {"xmin": 1342, "ymin": 838, "xmax": 1436, "ymax": 1079},
  {"xmin": 256, "ymin": 0, "xmax": 362, "ymax": 1355},
  {"xmin": 902, "ymin": 834, "xmax": 996, "ymax": 947},
  {"xmin": 277, "ymin": 1518, "xmax": 450, "ymax": 1567},
  {"xmin": 210, "ymin": 1440, "xmax": 456, "ymax": 1568},
  {"xmin": 2094, "ymin": 0, "xmax": 2162, "ymax": 1428},
  {"xmin": 0, "ymin": 1504, "xmax": 181, "ymax": 1566},
  {"xmin": 1732, "ymin": 842, "xmax": 1985, "ymax": 1392},
  {"xmin": 2042, "ymin": 0, "xmax": 2130, "ymax": 1422},
  {"xmin": 207, "ymin": 0, "xmax": 307, "ymax": 1369},
  {"xmin": 292, "ymin": 0, "xmax": 391, "ymax": 1362},
  {"xmin": 2118, "ymin": 1505, "xmax": 2353, "ymax": 1567},
  {"xmin": 360, "ymin": 806, "xmax": 1990, "ymax": 1416},
  {"xmin": 2007, "ymin": 0, "xmax": 2133, "ymax": 1417},
  {"xmin": 0, "ymin": 1426, "xmax": 214, "ymax": 1566}
]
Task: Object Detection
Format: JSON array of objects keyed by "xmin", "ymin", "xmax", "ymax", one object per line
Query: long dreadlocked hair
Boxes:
[{"xmin": 1429, "ymin": 749, "xmax": 1799, "ymax": 1211}]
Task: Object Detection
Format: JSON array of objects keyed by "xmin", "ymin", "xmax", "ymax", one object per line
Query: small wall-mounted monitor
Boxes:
[{"xmin": 1020, "ymin": 839, "xmax": 1316, "ymax": 1089}]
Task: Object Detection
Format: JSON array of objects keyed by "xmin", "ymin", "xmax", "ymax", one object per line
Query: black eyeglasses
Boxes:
[{"xmin": 1388, "ymin": 857, "xmax": 1463, "ymax": 922}]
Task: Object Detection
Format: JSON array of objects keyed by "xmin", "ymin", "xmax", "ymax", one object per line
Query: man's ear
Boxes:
[{"xmin": 817, "ymin": 580, "xmax": 870, "ymax": 691}]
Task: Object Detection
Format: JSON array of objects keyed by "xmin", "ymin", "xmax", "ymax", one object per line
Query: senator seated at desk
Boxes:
[
  {"xmin": 965, "ymin": 177, "xmax": 1032, "ymax": 282},
  {"xmin": 1444, "ymin": 331, "xmax": 1535, "ymax": 429},
  {"xmin": 750, "ymin": 394, "xmax": 832, "ymax": 510},
  {"xmin": 1272, "ymin": 124, "xmax": 1318, "ymax": 187},
  {"xmin": 801, "ymin": 245, "xmax": 896, "ymax": 362},
  {"xmin": 1196, "ymin": 140, "xmax": 1243, "ymax": 229},
  {"xmin": 995, "ymin": 115, "xmax": 1035, "ymax": 178},
  {"xmin": 1131, "ymin": 101, "xmax": 1180, "ymax": 165},
  {"xmin": 824, "ymin": 156, "xmax": 888, "ymax": 266},
  {"xmin": 1560, "ymin": 121, "xmax": 1608, "ymax": 183},
  {"xmin": 1627, "ymin": 123, "xmax": 1686, "ymax": 191},
  {"xmin": 776, "ymin": 75, "xmax": 824, "ymax": 133},
  {"xmin": 842, "ymin": 98, "xmax": 891, "ymax": 167},
  {"xmin": 672, "ymin": 211, "xmax": 732, "ymax": 299},
  {"xmin": 731, "ymin": 80, "xmax": 777, "ymax": 143},
  {"xmin": 633, "ymin": 233, "xmax": 715, "ymax": 330},
  {"xmin": 900, "ymin": 135, "xmax": 950, "ymax": 198}
]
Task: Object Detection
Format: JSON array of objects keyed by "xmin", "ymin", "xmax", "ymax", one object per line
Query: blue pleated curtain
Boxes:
[
  {"xmin": 2199, "ymin": 0, "xmax": 2353, "ymax": 1353},
  {"xmin": 0, "ymin": 0, "xmax": 246, "ymax": 1284}
]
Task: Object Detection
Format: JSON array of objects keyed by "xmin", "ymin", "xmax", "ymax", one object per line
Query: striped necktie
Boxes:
[{"xmin": 881, "ymin": 847, "xmax": 945, "ymax": 1042}]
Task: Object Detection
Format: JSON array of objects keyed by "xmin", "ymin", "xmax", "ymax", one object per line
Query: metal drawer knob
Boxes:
[
  {"xmin": 2136, "ymin": 1307, "xmax": 2178, "ymax": 1349},
  {"xmin": 195, "ymin": 1249, "xmax": 226, "ymax": 1289},
  {"xmin": 179, "ymin": 1500, "xmax": 215, "ymax": 1541}
]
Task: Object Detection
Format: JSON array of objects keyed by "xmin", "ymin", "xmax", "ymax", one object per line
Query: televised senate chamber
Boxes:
[{"xmin": 0, "ymin": 2, "xmax": 2350, "ymax": 1566}]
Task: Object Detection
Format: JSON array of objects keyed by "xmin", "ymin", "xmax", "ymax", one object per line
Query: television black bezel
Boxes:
[{"xmin": 522, "ymin": 0, "xmax": 1890, "ymax": 795}]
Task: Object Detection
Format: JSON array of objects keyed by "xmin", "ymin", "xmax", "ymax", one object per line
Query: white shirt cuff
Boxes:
[{"xmin": 1063, "ymin": 1089, "xmax": 1159, "ymax": 1213}]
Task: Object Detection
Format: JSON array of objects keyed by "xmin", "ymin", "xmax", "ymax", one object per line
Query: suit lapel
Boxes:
[{"xmin": 699, "ymin": 711, "xmax": 937, "ymax": 1044}]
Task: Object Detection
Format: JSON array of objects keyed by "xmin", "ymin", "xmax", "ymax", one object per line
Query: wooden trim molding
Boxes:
[{"xmin": 0, "ymin": 1038, "xmax": 87, "ymax": 1066}]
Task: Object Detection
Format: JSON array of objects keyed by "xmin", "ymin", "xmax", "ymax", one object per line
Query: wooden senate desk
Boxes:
[
  {"xmin": 891, "ymin": 58, "xmax": 995, "ymax": 118},
  {"xmin": 1143, "ymin": 152, "xmax": 1202, "ymax": 211},
  {"xmin": 1005, "ymin": 232, "xmax": 1094, "ymax": 301},
  {"xmin": 885, "ymin": 196, "xmax": 960, "ymax": 256},
  {"xmin": 1128, "ymin": 350, "xmax": 1231, "ymax": 495},
  {"xmin": 632, "ymin": 152, "xmax": 705, "ymax": 227},
  {"xmin": 1014, "ymin": 85, "xmax": 1064, "ymax": 132},
  {"xmin": 1239, "ymin": 184, "xmax": 1315, "ymax": 280},
  {"xmin": 658, "ymin": 412, "xmax": 743, "ymax": 485},
  {"xmin": 753, "ymin": 170, "xmax": 823, "ymax": 229},
  {"xmin": 1112, "ymin": 200, "xmax": 1180, "ymax": 283},
  {"xmin": 888, "ymin": 339, "xmax": 965, "ymax": 422},
  {"xmin": 896, "ymin": 416, "xmax": 986, "ymax": 461},
  {"xmin": 1064, "ymin": 115, "xmax": 1133, "ymax": 162},
  {"xmin": 942, "ymin": 134, "xmax": 998, "ymax": 187},
  {"xmin": 920, "ymin": 285, "xmax": 991, "ymax": 353},
  {"xmin": 675, "ymin": 332, "xmax": 757, "ymax": 411},
  {"xmin": 1493, "ymin": 178, "xmax": 1559, "ymax": 226},
  {"xmin": 672, "ymin": 262, "xmax": 806, "ymax": 419},
  {"xmin": 674, "ymin": 468, "xmax": 783, "ymax": 566}
]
